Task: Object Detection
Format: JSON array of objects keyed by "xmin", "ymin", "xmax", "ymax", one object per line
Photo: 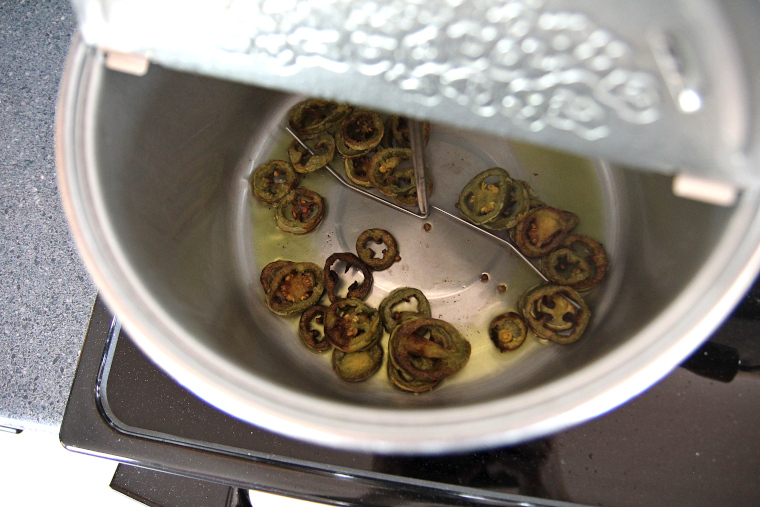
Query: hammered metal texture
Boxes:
[
  {"xmin": 72, "ymin": 0, "xmax": 760, "ymax": 188},
  {"xmin": 219, "ymin": 0, "xmax": 660, "ymax": 141}
]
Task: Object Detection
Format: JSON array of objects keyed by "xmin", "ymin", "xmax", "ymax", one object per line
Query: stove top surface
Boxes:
[{"xmin": 60, "ymin": 295, "xmax": 760, "ymax": 507}]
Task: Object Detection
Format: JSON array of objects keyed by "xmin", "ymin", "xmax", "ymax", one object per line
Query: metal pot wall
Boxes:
[{"xmin": 57, "ymin": 35, "xmax": 760, "ymax": 454}]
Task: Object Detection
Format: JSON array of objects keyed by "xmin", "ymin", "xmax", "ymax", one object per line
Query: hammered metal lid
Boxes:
[{"xmin": 71, "ymin": 0, "xmax": 760, "ymax": 198}]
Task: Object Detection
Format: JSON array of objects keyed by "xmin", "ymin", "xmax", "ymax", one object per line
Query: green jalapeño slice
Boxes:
[
  {"xmin": 489, "ymin": 312, "xmax": 528, "ymax": 352},
  {"xmin": 484, "ymin": 178, "xmax": 531, "ymax": 231},
  {"xmin": 386, "ymin": 342, "xmax": 439, "ymax": 393},
  {"xmin": 252, "ymin": 160, "xmax": 298, "ymax": 203},
  {"xmin": 368, "ymin": 148, "xmax": 414, "ymax": 196},
  {"xmin": 260, "ymin": 260, "xmax": 294, "ymax": 295},
  {"xmin": 390, "ymin": 116, "xmax": 431, "ymax": 148},
  {"xmin": 356, "ymin": 228, "xmax": 399, "ymax": 271},
  {"xmin": 340, "ymin": 110, "xmax": 384, "ymax": 151},
  {"xmin": 390, "ymin": 318, "xmax": 471, "ymax": 382},
  {"xmin": 458, "ymin": 167, "xmax": 511, "ymax": 225},
  {"xmin": 266, "ymin": 262, "xmax": 325, "ymax": 315},
  {"xmin": 335, "ymin": 128, "xmax": 371, "ymax": 158},
  {"xmin": 288, "ymin": 132, "xmax": 335, "ymax": 174},
  {"xmin": 519, "ymin": 283, "xmax": 590, "ymax": 344},
  {"xmin": 298, "ymin": 305, "xmax": 330, "ymax": 352},
  {"xmin": 379, "ymin": 287, "xmax": 431, "ymax": 333},
  {"xmin": 344, "ymin": 151, "xmax": 375, "ymax": 187},
  {"xmin": 542, "ymin": 248, "xmax": 592, "ymax": 287},
  {"xmin": 288, "ymin": 99, "xmax": 351, "ymax": 136},
  {"xmin": 387, "ymin": 167, "xmax": 433, "ymax": 206},
  {"xmin": 512, "ymin": 206, "xmax": 578, "ymax": 257},
  {"xmin": 275, "ymin": 188, "xmax": 325, "ymax": 234},
  {"xmin": 543, "ymin": 234, "xmax": 608, "ymax": 291},
  {"xmin": 332, "ymin": 344, "xmax": 383, "ymax": 382},
  {"xmin": 324, "ymin": 298, "xmax": 383, "ymax": 352}
]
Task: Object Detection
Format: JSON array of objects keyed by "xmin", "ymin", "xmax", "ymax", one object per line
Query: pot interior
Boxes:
[{"xmin": 78, "ymin": 57, "xmax": 746, "ymax": 444}]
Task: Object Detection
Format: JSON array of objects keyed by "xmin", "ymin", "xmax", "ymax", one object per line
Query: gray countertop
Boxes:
[{"xmin": 0, "ymin": 0, "xmax": 97, "ymax": 432}]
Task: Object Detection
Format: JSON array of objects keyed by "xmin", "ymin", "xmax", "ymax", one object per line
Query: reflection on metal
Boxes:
[{"xmin": 648, "ymin": 31, "xmax": 703, "ymax": 114}]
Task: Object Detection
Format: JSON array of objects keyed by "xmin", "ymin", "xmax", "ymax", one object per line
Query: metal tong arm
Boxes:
[{"xmin": 408, "ymin": 119, "xmax": 429, "ymax": 216}]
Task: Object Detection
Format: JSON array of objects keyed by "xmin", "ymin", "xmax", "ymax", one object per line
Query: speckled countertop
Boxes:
[{"xmin": 0, "ymin": 1, "xmax": 97, "ymax": 432}]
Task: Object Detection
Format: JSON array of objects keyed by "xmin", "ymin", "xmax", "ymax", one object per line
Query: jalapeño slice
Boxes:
[
  {"xmin": 367, "ymin": 148, "xmax": 414, "ymax": 196},
  {"xmin": 512, "ymin": 206, "xmax": 578, "ymax": 257},
  {"xmin": 543, "ymin": 234, "xmax": 608, "ymax": 291},
  {"xmin": 489, "ymin": 312, "xmax": 528, "ymax": 352},
  {"xmin": 288, "ymin": 132, "xmax": 335, "ymax": 174},
  {"xmin": 387, "ymin": 340, "xmax": 439, "ymax": 393},
  {"xmin": 252, "ymin": 160, "xmax": 298, "ymax": 203},
  {"xmin": 387, "ymin": 166, "xmax": 416, "ymax": 197},
  {"xmin": 389, "ymin": 168, "xmax": 433, "ymax": 206},
  {"xmin": 484, "ymin": 178, "xmax": 531, "ymax": 230},
  {"xmin": 260, "ymin": 260, "xmax": 294, "ymax": 295},
  {"xmin": 275, "ymin": 188, "xmax": 325, "ymax": 234},
  {"xmin": 344, "ymin": 151, "xmax": 375, "ymax": 187},
  {"xmin": 266, "ymin": 262, "xmax": 325, "ymax": 315},
  {"xmin": 458, "ymin": 167, "xmax": 511, "ymax": 225},
  {"xmin": 379, "ymin": 287, "xmax": 432, "ymax": 333},
  {"xmin": 299, "ymin": 305, "xmax": 330, "ymax": 352},
  {"xmin": 288, "ymin": 99, "xmax": 350, "ymax": 136},
  {"xmin": 340, "ymin": 110, "xmax": 384, "ymax": 151},
  {"xmin": 335, "ymin": 128, "xmax": 371, "ymax": 158},
  {"xmin": 390, "ymin": 318, "xmax": 471, "ymax": 382},
  {"xmin": 332, "ymin": 344, "xmax": 383, "ymax": 382},
  {"xmin": 519, "ymin": 283, "xmax": 590, "ymax": 344},
  {"xmin": 356, "ymin": 228, "xmax": 399, "ymax": 271},
  {"xmin": 542, "ymin": 248, "xmax": 592, "ymax": 286},
  {"xmin": 390, "ymin": 116, "xmax": 431, "ymax": 148},
  {"xmin": 324, "ymin": 252, "xmax": 374, "ymax": 304},
  {"xmin": 324, "ymin": 298, "xmax": 382, "ymax": 352}
]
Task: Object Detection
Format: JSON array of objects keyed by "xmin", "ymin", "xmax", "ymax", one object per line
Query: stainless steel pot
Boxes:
[{"xmin": 57, "ymin": 34, "xmax": 760, "ymax": 454}]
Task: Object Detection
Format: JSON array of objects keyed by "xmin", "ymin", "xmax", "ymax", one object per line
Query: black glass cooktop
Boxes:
[{"xmin": 61, "ymin": 292, "xmax": 760, "ymax": 507}]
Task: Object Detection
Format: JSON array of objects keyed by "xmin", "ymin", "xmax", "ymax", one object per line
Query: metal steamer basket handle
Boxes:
[{"xmin": 286, "ymin": 125, "xmax": 552, "ymax": 281}]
